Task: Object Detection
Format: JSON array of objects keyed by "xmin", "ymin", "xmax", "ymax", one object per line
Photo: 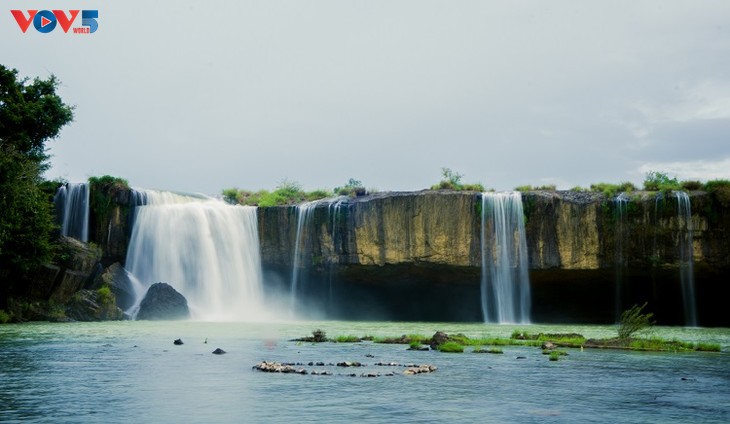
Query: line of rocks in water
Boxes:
[{"xmin": 252, "ymin": 361, "xmax": 437, "ymax": 377}]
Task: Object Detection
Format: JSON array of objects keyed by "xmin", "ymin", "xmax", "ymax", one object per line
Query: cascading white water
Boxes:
[
  {"xmin": 125, "ymin": 190, "xmax": 265, "ymax": 321},
  {"xmin": 289, "ymin": 200, "xmax": 322, "ymax": 310},
  {"xmin": 614, "ymin": 192, "xmax": 630, "ymax": 322},
  {"xmin": 54, "ymin": 183, "xmax": 89, "ymax": 242},
  {"xmin": 480, "ymin": 192, "xmax": 531, "ymax": 324},
  {"xmin": 327, "ymin": 197, "xmax": 347, "ymax": 310},
  {"xmin": 675, "ymin": 191, "xmax": 697, "ymax": 326}
]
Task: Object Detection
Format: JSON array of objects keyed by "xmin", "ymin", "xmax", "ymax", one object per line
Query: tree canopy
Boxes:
[{"xmin": 0, "ymin": 65, "xmax": 74, "ymax": 297}]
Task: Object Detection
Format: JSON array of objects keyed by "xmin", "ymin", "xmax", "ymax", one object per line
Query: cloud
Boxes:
[{"xmin": 638, "ymin": 157, "xmax": 730, "ymax": 181}]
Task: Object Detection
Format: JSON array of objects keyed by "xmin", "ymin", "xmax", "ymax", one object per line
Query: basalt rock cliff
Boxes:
[{"xmin": 257, "ymin": 190, "xmax": 729, "ymax": 325}]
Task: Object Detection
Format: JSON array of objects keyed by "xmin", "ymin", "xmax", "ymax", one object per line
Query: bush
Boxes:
[
  {"xmin": 535, "ymin": 184, "xmax": 557, "ymax": 191},
  {"xmin": 461, "ymin": 183, "xmax": 486, "ymax": 192},
  {"xmin": 617, "ymin": 302, "xmax": 655, "ymax": 339},
  {"xmin": 0, "ymin": 309, "xmax": 10, "ymax": 324},
  {"xmin": 514, "ymin": 185, "xmax": 533, "ymax": 192},
  {"xmin": 680, "ymin": 180, "xmax": 703, "ymax": 191},
  {"xmin": 431, "ymin": 168, "xmax": 484, "ymax": 192},
  {"xmin": 223, "ymin": 180, "xmax": 331, "ymax": 206},
  {"xmin": 590, "ymin": 182, "xmax": 636, "ymax": 198},
  {"xmin": 643, "ymin": 171, "xmax": 681, "ymax": 192},
  {"xmin": 334, "ymin": 178, "xmax": 367, "ymax": 197}
]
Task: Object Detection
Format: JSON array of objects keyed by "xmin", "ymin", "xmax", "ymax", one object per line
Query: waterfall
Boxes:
[
  {"xmin": 614, "ymin": 192, "xmax": 630, "ymax": 322},
  {"xmin": 289, "ymin": 200, "xmax": 322, "ymax": 310},
  {"xmin": 480, "ymin": 192, "xmax": 531, "ymax": 324},
  {"xmin": 675, "ymin": 191, "xmax": 697, "ymax": 326},
  {"xmin": 125, "ymin": 190, "xmax": 265, "ymax": 321},
  {"xmin": 327, "ymin": 197, "xmax": 347, "ymax": 311},
  {"xmin": 54, "ymin": 182, "xmax": 89, "ymax": 242}
]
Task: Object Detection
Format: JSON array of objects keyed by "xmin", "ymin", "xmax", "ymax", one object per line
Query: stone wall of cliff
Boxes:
[{"xmin": 258, "ymin": 190, "xmax": 729, "ymax": 325}]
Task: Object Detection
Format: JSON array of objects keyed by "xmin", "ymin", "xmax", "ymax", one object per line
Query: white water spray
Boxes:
[
  {"xmin": 125, "ymin": 190, "xmax": 265, "ymax": 321},
  {"xmin": 480, "ymin": 192, "xmax": 531, "ymax": 324}
]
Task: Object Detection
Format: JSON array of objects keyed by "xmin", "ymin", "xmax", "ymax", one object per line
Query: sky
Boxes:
[{"xmin": 2, "ymin": 1, "xmax": 729, "ymax": 195}]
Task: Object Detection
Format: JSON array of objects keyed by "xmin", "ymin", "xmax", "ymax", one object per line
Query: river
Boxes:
[{"xmin": 1, "ymin": 321, "xmax": 728, "ymax": 423}]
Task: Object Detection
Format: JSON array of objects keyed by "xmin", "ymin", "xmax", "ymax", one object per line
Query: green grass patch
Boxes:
[
  {"xmin": 372, "ymin": 334, "xmax": 429, "ymax": 344},
  {"xmin": 333, "ymin": 335, "xmax": 362, "ymax": 343},
  {"xmin": 549, "ymin": 351, "xmax": 561, "ymax": 361},
  {"xmin": 511, "ymin": 331, "xmax": 585, "ymax": 347},
  {"xmin": 437, "ymin": 341, "xmax": 464, "ymax": 353}
]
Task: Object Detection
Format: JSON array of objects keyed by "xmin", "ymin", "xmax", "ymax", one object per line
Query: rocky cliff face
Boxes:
[
  {"xmin": 90, "ymin": 186, "xmax": 728, "ymax": 325},
  {"xmin": 88, "ymin": 185, "xmax": 133, "ymax": 265},
  {"xmin": 258, "ymin": 190, "xmax": 729, "ymax": 325}
]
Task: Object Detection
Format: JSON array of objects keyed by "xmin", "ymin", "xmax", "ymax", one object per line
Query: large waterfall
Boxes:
[
  {"xmin": 125, "ymin": 190, "xmax": 265, "ymax": 321},
  {"xmin": 675, "ymin": 192, "xmax": 697, "ymax": 326},
  {"xmin": 480, "ymin": 192, "xmax": 531, "ymax": 324},
  {"xmin": 54, "ymin": 183, "xmax": 89, "ymax": 242}
]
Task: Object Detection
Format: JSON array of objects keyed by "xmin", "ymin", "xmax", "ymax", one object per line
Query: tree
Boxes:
[{"xmin": 0, "ymin": 65, "xmax": 74, "ymax": 299}]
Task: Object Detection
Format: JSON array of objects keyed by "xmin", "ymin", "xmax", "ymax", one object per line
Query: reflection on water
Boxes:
[{"xmin": 1, "ymin": 322, "xmax": 729, "ymax": 423}]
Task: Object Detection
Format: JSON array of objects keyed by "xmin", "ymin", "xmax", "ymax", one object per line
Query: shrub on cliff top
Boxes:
[
  {"xmin": 431, "ymin": 168, "xmax": 484, "ymax": 192},
  {"xmin": 222, "ymin": 179, "xmax": 330, "ymax": 206},
  {"xmin": 334, "ymin": 178, "xmax": 368, "ymax": 197},
  {"xmin": 590, "ymin": 182, "xmax": 636, "ymax": 198},
  {"xmin": 643, "ymin": 171, "xmax": 681, "ymax": 192}
]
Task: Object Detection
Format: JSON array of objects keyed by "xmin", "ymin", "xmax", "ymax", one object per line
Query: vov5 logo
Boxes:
[{"xmin": 11, "ymin": 10, "xmax": 99, "ymax": 34}]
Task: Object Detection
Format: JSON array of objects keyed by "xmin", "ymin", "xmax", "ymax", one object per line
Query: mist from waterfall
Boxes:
[
  {"xmin": 125, "ymin": 190, "xmax": 266, "ymax": 321},
  {"xmin": 54, "ymin": 183, "xmax": 89, "ymax": 242},
  {"xmin": 480, "ymin": 192, "xmax": 531, "ymax": 324}
]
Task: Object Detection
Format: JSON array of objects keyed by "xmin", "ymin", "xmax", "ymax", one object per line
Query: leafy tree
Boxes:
[{"xmin": 0, "ymin": 65, "xmax": 74, "ymax": 299}]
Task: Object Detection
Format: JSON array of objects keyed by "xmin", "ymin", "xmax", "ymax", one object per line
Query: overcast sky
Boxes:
[{"xmin": 2, "ymin": 1, "xmax": 729, "ymax": 194}]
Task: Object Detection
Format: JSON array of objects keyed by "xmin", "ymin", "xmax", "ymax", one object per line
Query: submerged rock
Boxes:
[
  {"xmin": 542, "ymin": 341, "xmax": 557, "ymax": 350},
  {"xmin": 136, "ymin": 282, "xmax": 190, "ymax": 320},
  {"xmin": 253, "ymin": 361, "xmax": 307, "ymax": 374},
  {"xmin": 403, "ymin": 364, "xmax": 437, "ymax": 375}
]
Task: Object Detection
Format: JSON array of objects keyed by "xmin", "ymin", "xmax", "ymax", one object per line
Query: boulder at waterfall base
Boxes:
[{"xmin": 136, "ymin": 283, "xmax": 190, "ymax": 320}]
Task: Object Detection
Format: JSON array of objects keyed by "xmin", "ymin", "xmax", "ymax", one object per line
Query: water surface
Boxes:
[{"xmin": 1, "ymin": 321, "xmax": 728, "ymax": 423}]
